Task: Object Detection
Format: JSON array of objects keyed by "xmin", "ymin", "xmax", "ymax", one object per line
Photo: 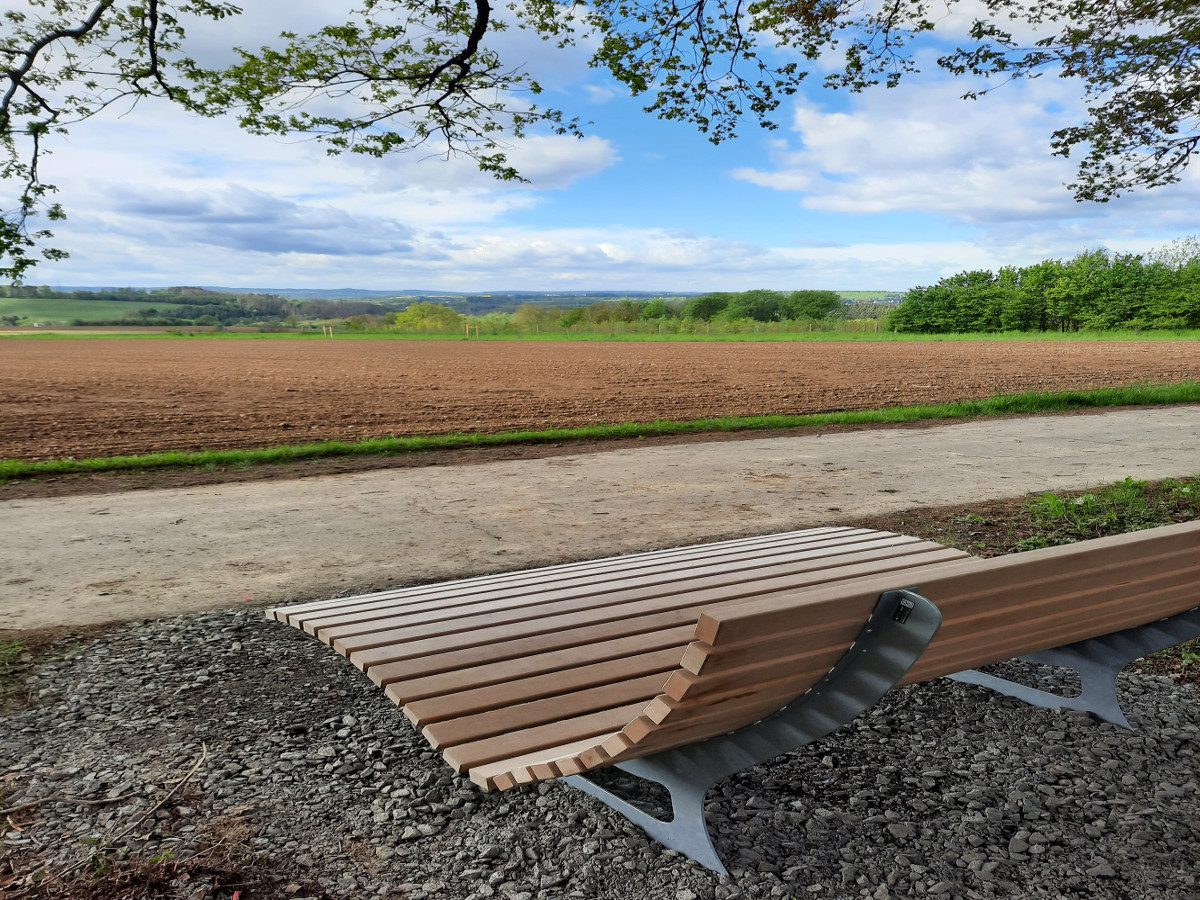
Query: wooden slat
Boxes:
[
  {"xmin": 286, "ymin": 528, "xmax": 875, "ymax": 629},
  {"xmin": 696, "ymin": 522, "xmax": 1200, "ymax": 646},
  {"xmin": 404, "ymin": 647, "xmax": 684, "ymax": 727},
  {"xmin": 661, "ymin": 644, "xmax": 847, "ymax": 704},
  {"xmin": 423, "ymin": 672, "xmax": 670, "ymax": 750},
  {"xmin": 299, "ymin": 532, "xmax": 885, "ymax": 635},
  {"xmin": 311, "ymin": 535, "xmax": 936, "ymax": 641},
  {"xmin": 270, "ymin": 527, "xmax": 860, "ymax": 621},
  {"xmin": 358, "ymin": 610, "xmax": 695, "ymax": 673},
  {"xmin": 907, "ymin": 572, "xmax": 1200, "ymax": 683},
  {"xmin": 442, "ymin": 702, "xmax": 647, "ymax": 773},
  {"xmin": 468, "ymin": 737, "xmax": 612, "ymax": 790},
  {"xmin": 383, "ymin": 630, "xmax": 692, "ymax": 705},
  {"xmin": 604, "ymin": 680, "xmax": 828, "ymax": 758},
  {"xmin": 329, "ymin": 544, "xmax": 967, "ymax": 656}
]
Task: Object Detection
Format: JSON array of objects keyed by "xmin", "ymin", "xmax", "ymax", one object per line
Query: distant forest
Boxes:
[
  {"xmin": 0, "ymin": 286, "xmax": 388, "ymax": 326},
  {"xmin": 0, "ymin": 285, "xmax": 897, "ymax": 328},
  {"xmin": 890, "ymin": 243, "xmax": 1200, "ymax": 333}
]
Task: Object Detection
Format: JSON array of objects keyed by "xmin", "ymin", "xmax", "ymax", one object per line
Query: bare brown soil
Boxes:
[{"xmin": 3, "ymin": 338, "xmax": 1199, "ymax": 462}]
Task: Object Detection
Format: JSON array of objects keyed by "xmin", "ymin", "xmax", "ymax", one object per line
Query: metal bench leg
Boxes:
[
  {"xmin": 949, "ymin": 606, "xmax": 1200, "ymax": 729},
  {"xmin": 566, "ymin": 588, "xmax": 943, "ymax": 876}
]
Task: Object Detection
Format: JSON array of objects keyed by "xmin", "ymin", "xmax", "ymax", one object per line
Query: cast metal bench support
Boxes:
[
  {"xmin": 949, "ymin": 606, "xmax": 1200, "ymax": 729},
  {"xmin": 566, "ymin": 588, "xmax": 943, "ymax": 876}
]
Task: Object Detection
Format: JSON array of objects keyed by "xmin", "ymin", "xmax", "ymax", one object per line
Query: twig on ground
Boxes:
[
  {"xmin": 49, "ymin": 743, "xmax": 209, "ymax": 883},
  {"xmin": 112, "ymin": 744, "xmax": 209, "ymax": 842},
  {"xmin": 0, "ymin": 791, "xmax": 132, "ymax": 816}
]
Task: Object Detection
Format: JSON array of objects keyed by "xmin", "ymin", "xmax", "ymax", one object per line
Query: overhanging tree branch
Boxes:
[{"xmin": 2, "ymin": 0, "xmax": 1199, "ymax": 280}]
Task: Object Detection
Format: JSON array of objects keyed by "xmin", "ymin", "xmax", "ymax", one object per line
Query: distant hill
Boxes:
[
  {"xmin": 40, "ymin": 286, "xmax": 705, "ymax": 300},
  {"xmin": 41, "ymin": 286, "xmax": 903, "ymax": 301}
]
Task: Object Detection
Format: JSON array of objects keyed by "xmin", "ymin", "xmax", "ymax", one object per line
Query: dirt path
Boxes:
[
  {"xmin": 5, "ymin": 338, "xmax": 1200, "ymax": 460},
  {"xmin": 3, "ymin": 406, "xmax": 1197, "ymax": 632}
]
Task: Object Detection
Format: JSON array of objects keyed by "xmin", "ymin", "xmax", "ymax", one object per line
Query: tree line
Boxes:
[
  {"xmin": 889, "ymin": 242, "xmax": 1200, "ymax": 334},
  {"xmin": 363, "ymin": 291, "xmax": 866, "ymax": 335}
]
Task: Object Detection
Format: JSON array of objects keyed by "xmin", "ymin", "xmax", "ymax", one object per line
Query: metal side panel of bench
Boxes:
[
  {"xmin": 949, "ymin": 604, "xmax": 1200, "ymax": 728},
  {"xmin": 566, "ymin": 587, "xmax": 942, "ymax": 876}
]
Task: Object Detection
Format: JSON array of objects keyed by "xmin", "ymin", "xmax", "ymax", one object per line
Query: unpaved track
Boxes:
[
  {"xmin": 5, "ymin": 338, "xmax": 1200, "ymax": 460},
  {"xmin": 3, "ymin": 406, "xmax": 1197, "ymax": 631}
]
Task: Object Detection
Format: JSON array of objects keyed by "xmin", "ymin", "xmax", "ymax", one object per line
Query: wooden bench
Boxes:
[{"xmin": 269, "ymin": 521, "xmax": 1200, "ymax": 874}]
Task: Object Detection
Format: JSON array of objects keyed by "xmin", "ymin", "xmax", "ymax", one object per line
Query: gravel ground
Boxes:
[{"xmin": 3, "ymin": 609, "xmax": 1199, "ymax": 899}]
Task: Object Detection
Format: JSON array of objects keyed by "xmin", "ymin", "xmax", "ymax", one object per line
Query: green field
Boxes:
[{"xmin": 0, "ymin": 296, "xmax": 194, "ymax": 323}]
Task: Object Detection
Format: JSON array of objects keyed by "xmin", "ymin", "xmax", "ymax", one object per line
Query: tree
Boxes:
[
  {"xmin": 386, "ymin": 300, "xmax": 463, "ymax": 331},
  {"xmin": 681, "ymin": 293, "xmax": 731, "ymax": 321},
  {"xmin": 4, "ymin": 0, "xmax": 1199, "ymax": 278},
  {"xmin": 785, "ymin": 290, "xmax": 842, "ymax": 321}
]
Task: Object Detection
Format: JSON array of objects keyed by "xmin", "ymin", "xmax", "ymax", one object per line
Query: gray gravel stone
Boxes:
[{"xmin": 3, "ymin": 612, "xmax": 1199, "ymax": 899}]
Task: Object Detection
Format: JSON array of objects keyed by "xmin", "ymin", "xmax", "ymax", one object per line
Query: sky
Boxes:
[{"xmin": 22, "ymin": 2, "xmax": 1200, "ymax": 293}]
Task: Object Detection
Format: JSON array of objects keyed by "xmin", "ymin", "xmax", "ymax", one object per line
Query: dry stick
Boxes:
[
  {"xmin": 50, "ymin": 744, "xmax": 209, "ymax": 883},
  {"xmin": 0, "ymin": 792, "xmax": 132, "ymax": 816}
]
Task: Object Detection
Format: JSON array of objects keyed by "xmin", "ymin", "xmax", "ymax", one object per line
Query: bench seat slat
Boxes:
[
  {"xmin": 662, "ymin": 644, "xmax": 850, "ymax": 703},
  {"xmin": 468, "ymin": 737, "xmax": 613, "ymax": 790},
  {"xmin": 312, "ymin": 536, "xmax": 933, "ymax": 641},
  {"xmin": 607, "ymin": 680, "xmax": 834, "ymax": 757},
  {"xmin": 382, "ymin": 631, "xmax": 693, "ymax": 705},
  {"xmin": 695, "ymin": 523, "xmax": 1200, "ymax": 647},
  {"xmin": 288, "ymin": 529, "xmax": 878, "ymax": 628},
  {"xmin": 356, "ymin": 610, "xmax": 698, "ymax": 673},
  {"xmin": 404, "ymin": 647, "xmax": 686, "ymax": 727},
  {"xmin": 423, "ymin": 672, "xmax": 673, "ymax": 750},
  {"xmin": 299, "ymin": 531, "xmax": 901, "ymax": 635},
  {"xmin": 908, "ymin": 566, "xmax": 1200, "ymax": 683},
  {"xmin": 328, "ymin": 545, "xmax": 965, "ymax": 655},
  {"xmin": 441, "ymin": 702, "xmax": 648, "ymax": 773},
  {"xmin": 274, "ymin": 527, "xmax": 860, "ymax": 621}
]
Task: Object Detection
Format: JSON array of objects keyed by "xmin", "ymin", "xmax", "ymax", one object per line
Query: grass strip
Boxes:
[{"xmin": 2, "ymin": 380, "xmax": 1199, "ymax": 480}]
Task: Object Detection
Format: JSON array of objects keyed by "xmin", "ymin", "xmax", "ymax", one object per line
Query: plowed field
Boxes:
[{"xmin": 3, "ymin": 338, "xmax": 1199, "ymax": 461}]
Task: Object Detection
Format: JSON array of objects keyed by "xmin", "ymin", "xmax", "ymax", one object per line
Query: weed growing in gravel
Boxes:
[
  {"xmin": 1021, "ymin": 475, "xmax": 1200, "ymax": 547},
  {"xmin": 0, "ymin": 638, "xmax": 28, "ymax": 708}
]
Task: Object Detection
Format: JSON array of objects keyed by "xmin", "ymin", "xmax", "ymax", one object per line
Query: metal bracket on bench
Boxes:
[
  {"xmin": 565, "ymin": 587, "xmax": 943, "ymax": 876},
  {"xmin": 949, "ymin": 606, "xmax": 1200, "ymax": 729}
]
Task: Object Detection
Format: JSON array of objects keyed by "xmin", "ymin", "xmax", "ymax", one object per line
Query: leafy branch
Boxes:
[{"xmin": 2, "ymin": 0, "xmax": 1198, "ymax": 280}]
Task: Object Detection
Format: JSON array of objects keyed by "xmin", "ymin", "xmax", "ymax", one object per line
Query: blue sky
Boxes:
[{"xmin": 31, "ymin": 3, "xmax": 1200, "ymax": 293}]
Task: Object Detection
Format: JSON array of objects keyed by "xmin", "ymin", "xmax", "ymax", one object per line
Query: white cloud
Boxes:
[
  {"xmin": 363, "ymin": 133, "xmax": 619, "ymax": 194},
  {"xmin": 732, "ymin": 66, "xmax": 1200, "ymax": 244},
  {"xmin": 584, "ymin": 85, "xmax": 618, "ymax": 104}
]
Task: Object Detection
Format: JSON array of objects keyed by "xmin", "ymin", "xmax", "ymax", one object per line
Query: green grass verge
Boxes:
[
  {"xmin": 2, "ymin": 381, "xmax": 1199, "ymax": 480},
  {"xmin": 0, "ymin": 297, "xmax": 194, "ymax": 322},
  {"xmin": 1019, "ymin": 476, "xmax": 1200, "ymax": 549},
  {"xmin": 0, "ymin": 638, "xmax": 27, "ymax": 711}
]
